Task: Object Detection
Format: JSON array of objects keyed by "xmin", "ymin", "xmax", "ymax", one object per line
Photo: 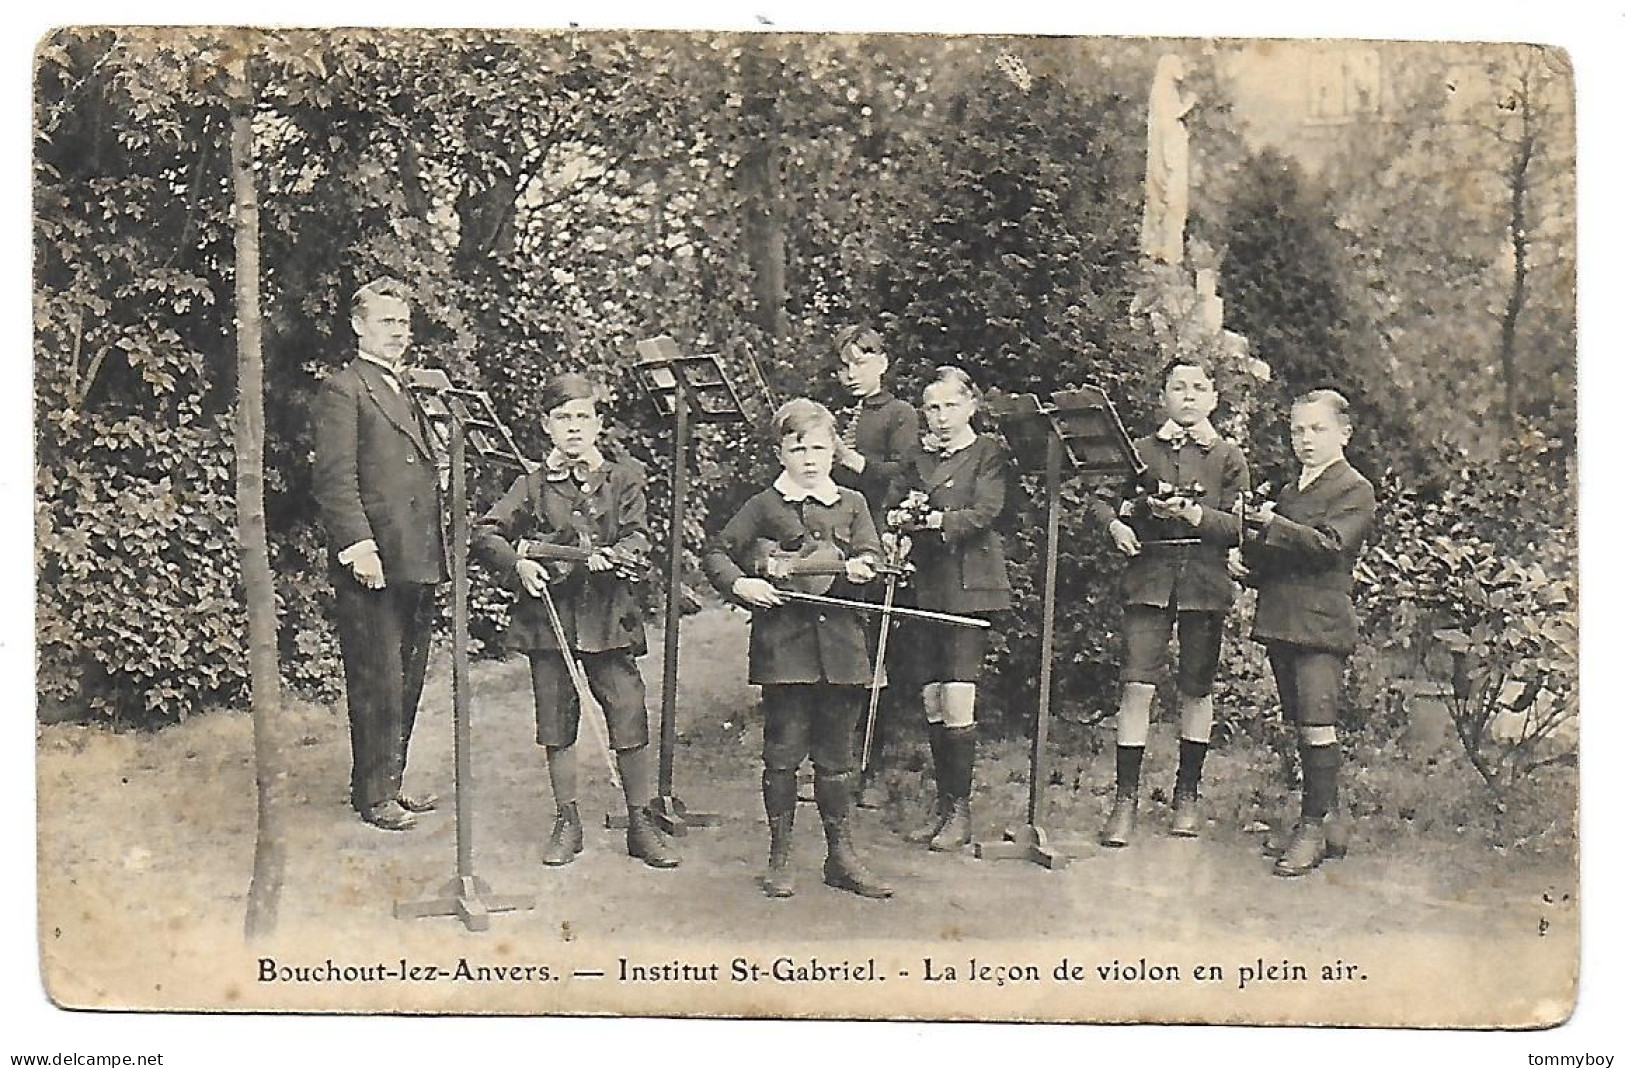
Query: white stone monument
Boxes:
[{"xmin": 1141, "ymin": 54, "xmax": 1195, "ymax": 265}]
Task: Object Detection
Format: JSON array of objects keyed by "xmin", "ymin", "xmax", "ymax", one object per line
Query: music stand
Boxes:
[
  {"xmin": 977, "ymin": 385, "xmax": 1139, "ymax": 869},
  {"xmin": 394, "ymin": 368, "xmax": 534, "ymax": 931},
  {"xmin": 615, "ymin": 335, "xmax": 741, "ymax": 836}
]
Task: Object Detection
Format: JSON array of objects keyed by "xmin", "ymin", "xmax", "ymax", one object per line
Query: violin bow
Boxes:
[
  {"xmin": 532, "ymin": 576, "xmax": 622, "ymax": 792},
  {"xmin": 860, "ymin": 534, "xmax": 909, "ymax": 775}
]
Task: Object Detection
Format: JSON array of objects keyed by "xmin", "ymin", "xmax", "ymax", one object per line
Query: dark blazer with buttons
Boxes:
[
  {"xmin": 1086, "ymin": 433, "xmax": 1247, "ymax": 611},
  {"xmin": 312, "ymin": 359, "xmax": 447, "ymax": 585},
  {"xmin": 471, "ymin": 457, "xmax": 650, "ymax": 656},
  {"xmin": 703, "ymin": 485, "xmax": 882, "ymax": 686},
  {"xmin": 1244, "ymin": 458, "xmax": 1377, "ymax": 655},
  {"xmin": 900, "ymin": 434, "xmax": 1013, "ymax": 614},
  {"xmin": 833, "ymin": 390, "xmax": 921, "ymax": 527}
]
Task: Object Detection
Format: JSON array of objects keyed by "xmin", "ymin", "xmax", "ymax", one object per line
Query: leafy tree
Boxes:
[{"xmin": 1323, "ymin": 43, "xmax": 1575, "ymax": 451}]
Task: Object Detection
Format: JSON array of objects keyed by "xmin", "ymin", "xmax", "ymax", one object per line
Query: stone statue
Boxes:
[{"xmin": 1141, "ymin": 54, "xmax": 1196, "ymax": 265}]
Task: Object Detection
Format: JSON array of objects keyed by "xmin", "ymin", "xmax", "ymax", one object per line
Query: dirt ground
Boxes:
[{"xmin": 35, "ymin": 606, "xmax": 1578, "ymax": 1022}]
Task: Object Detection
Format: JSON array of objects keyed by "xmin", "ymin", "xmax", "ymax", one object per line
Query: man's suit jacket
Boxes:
[
  {"xmin": 1245, "ymin": 458, "xmax": 1376, "ymax": 655},
  {"xmin": 313, "ymin": 358, "xmax": 448, "ymax": 586}
]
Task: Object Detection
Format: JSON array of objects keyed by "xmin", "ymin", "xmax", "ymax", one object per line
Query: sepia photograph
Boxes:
[{"xmin": 16, "ymin": 2, "xmax": 1613, "ymax": 1057}]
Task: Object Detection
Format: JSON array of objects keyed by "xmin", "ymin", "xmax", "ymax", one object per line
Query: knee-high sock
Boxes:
[
  {"xmin": 545, "ymin": 744, "xmax": 578, "ymax": 810},
  {"xmin": 616, "ymin": 744, "xmax": 655, "ymax": 811},
  {"xmin": 1300, "ymin": 743, "xmax": 1340, "ymax": 820},
  {"xmin": 1115, "ymin": 744, "xmax": 1145, "ymax": 799},
  {"xmin": 1174, "ymin": 739, "xmax": 1208, "ymax": 798}
]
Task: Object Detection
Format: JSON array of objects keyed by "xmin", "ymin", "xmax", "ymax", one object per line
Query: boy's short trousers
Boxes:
[
  {"xmin": 908, "ymin": 620, "xmax": 990, "ymax": 684},
  {"xmin": 527, "ymin": 648, "xmax": 650, "ymax": 750},
  {"xmin": 760, "ymin": 684, "xmax": 862, "ymax": 773},
  {"xmin": 1121, "ymin": 605, "xmax": 1223, "ymax": 696},
  {"xmin": 1266, "ymin": 642, "xmax": 1345, "ymax": 727}
]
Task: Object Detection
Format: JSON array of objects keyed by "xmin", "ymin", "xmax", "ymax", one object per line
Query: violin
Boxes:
[
  {"xmin": 516, "ymin": 537, "xmax": 647, "ymax": 583},
  {"xmin": 746, "ymin": 537, "xmax": 906, "ymax": 595}
]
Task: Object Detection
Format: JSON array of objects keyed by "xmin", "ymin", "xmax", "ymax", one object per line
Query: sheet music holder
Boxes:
[
  {"xmin": 978, "ymin": 385, "xmax": 1140, "ymax": 869},
  {"xmin": 616, "ymin": 335, "xmax": 748, "ymax": 836},
  {"xmin": 395, "ymin": 367, "xmax": 535, "ymax": 930}
]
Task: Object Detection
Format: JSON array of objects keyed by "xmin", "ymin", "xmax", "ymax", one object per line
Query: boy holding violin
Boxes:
[
  {"xmin": 702, "ymin": 397, "xmax": 894, "ymax": 900},
  {"xmin": 1088, "ymin": 356, "xmax": 1248, "ymax": 847},
  {"xmin": 471, "ymin": 373, "xmax": 679, "ymax": 871}
]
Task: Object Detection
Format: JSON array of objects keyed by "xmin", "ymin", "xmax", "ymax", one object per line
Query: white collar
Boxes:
[
  {"xmin": 773, "ymin": 471, "xmax": 842, "ymax": 507},
  {"xmin": 1298, "ymin": 457, "xmax": 1341, "ymax": 491},
  {"xmin": 1155, "ymin": 418, "xmax": 1219, "ymax": 448},
  {"xmin": 545, "ymin": 446, "xmax": 606, "ymax": 477},
  {"xmin": 358, "ymin": 351, "xmax": 402, "ymax": 374},
  {"xmin": 924, "ymin": 427, "xmax": 977, "ymax": 456}
]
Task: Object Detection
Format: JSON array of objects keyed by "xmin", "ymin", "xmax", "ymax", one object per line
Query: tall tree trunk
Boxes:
[
  {"xmin": 1498, "ymin": 73, "xmax": 1536, "ymax": 428},
  {"xmin": 231, "ymin": 61, "xmax": 291, "ymax": 940},
  {"xmin": 739, "ymin": 41, "xmax": 787, "ymax": 343}
]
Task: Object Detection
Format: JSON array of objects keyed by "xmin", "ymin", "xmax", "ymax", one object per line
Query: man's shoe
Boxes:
[
  {"xmin": 398, "ymin": 791, "xmax": 440, "ymax": 814},
  {"xmin": 1099, "ymin": 795, "xmax": 1137, "ymax": 848},
  {"xmin": 542, "ymin": 803, "xmax": 584, "ymax": 867},
  {"xmin": 362, "ymin": 800, "xmax": 416, "ymax": 831}
]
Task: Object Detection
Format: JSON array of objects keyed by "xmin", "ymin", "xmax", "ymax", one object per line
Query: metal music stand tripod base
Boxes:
[
  {"xmin": 974, "ymin": 826, "xmax": 1071, "ymax": 869},
  {"xmin": 979, "ymin": 385, "xmax": 1139, "ymax": 869},
  {"xmin": 604, "ymin": 799, "xmax": 724, "ymax": 835},
  {"xmin": 395, "ymin": 876, "xmax": 535, "ymax": 934}
]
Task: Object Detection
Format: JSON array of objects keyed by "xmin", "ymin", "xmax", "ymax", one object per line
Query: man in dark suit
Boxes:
[
  {"xmin": 1233, "ymin": 389, "xmax": 1377, "ymax": 876},
  {"xmin": 313, "ymin": 277, "xmax": 447, "ymax": 831}
]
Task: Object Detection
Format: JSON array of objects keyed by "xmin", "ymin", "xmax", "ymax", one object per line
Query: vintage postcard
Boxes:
[{"xmin": 29, "ymin": 23, "xmax": 1582, "ymax": 1036}]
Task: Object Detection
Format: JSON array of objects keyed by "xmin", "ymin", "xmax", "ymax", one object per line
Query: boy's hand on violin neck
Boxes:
[
  {"xmin": 844, "ymin": 556, "xmax": 878, "ymax": 584},
  {"xmin": 732, "ymin": 577, "xmax": 785, "ymax": 609}
]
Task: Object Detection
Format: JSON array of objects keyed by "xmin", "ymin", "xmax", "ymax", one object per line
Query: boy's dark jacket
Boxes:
[
  {"xmin": 900, "ymin": 434, "xmax": 1013, "ymax": 615},
  {"xmin": 1088, "ymin": 432, "xmax": 1247, "ymax": 612},
  {"xmin": 1244, "ymin": 458, "xmax": 1377, "ymax": 655},
  {"xmin": 472, "ymin": 456, "xmax": 650, "ymax": 656},
  {"xmin": 703, "ymin": 485, "xmax": 881, "ymax": 686}
]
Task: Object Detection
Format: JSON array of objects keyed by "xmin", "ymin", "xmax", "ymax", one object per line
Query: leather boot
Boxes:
[
  {"xmin": 759, "ymin": 769, "xmax": 798, "ymax": 898},
  {"xmin": 542, "ymin": 802, "xmax": 583, "ymax": 866},
  {"xmin": 626, "ymin": 805, "xmax": 681, "ymax": 869},
  {"xmin": 905, "ymin": 722, "xmax": 950, "ymax": 843},
  {"xmin": 928, "ymin": 725, "xmax": 974, "ymax": 852},
  {"xmin": 1273, "ymin": 816, "xmax": 1328, "ymax": 876},
  {"xmin": 1169, "ymin": 738, "xmax": 1206, "ymax": 838},
  {"xmin": 1169, "ymin": 789, "xmax": 1201, "ymax": 838},
  {"xmin": 817, "ymin": 772, "xmax": 893, "ymax": 899},
  {"xmin": 1100, "ymin": 795, "xmax": 1137, "ymax": 847}
]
